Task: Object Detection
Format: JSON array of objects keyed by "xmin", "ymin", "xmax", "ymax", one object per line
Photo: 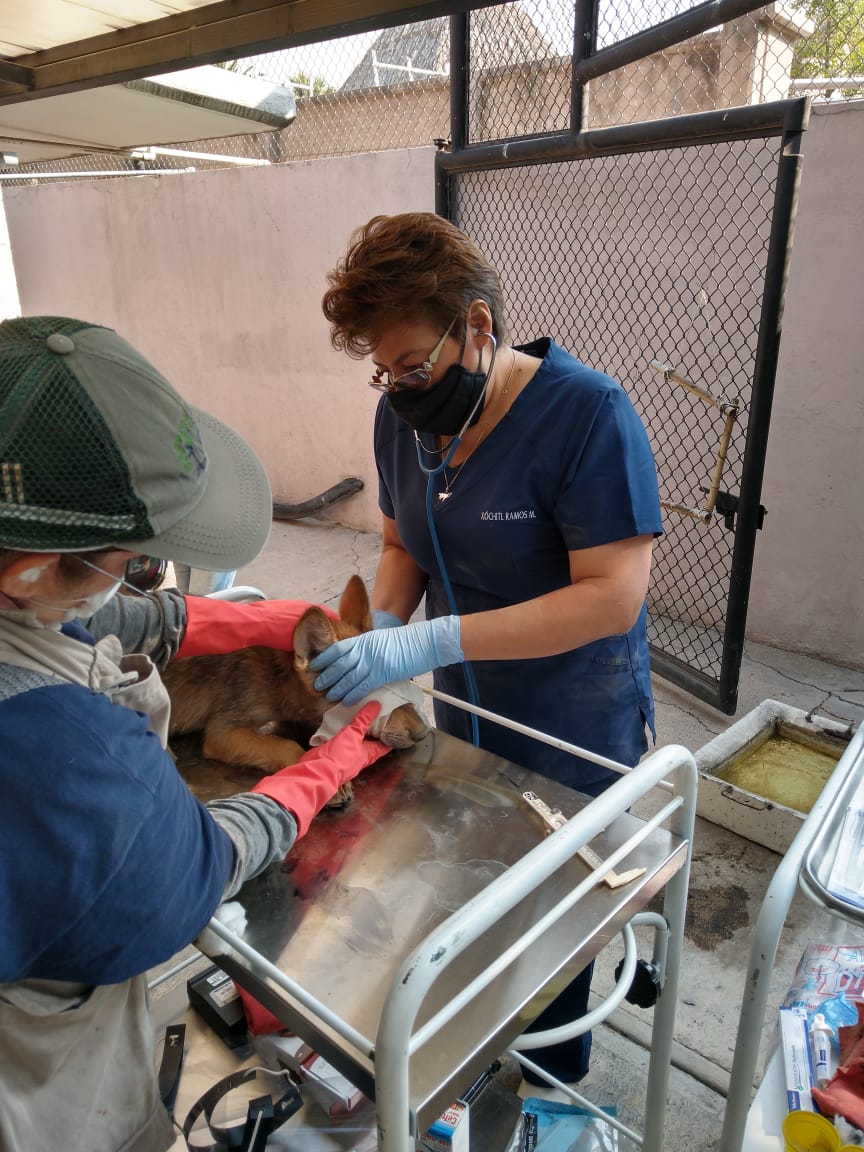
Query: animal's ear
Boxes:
[
  {"xmin": 294, "ymin": 608, "xmax": 338, "ymax": 667},
  {"xmin": 338, "ymin": 574, "xmax": 372, "ymax": 633}
]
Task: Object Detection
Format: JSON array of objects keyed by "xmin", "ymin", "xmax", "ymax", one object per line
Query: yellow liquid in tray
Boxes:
[{"xmin": 715, "ymin": 735, "xmax": 840, "ymax": 814}]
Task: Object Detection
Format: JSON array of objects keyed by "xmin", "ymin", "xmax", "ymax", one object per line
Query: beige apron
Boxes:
[{"xmin": 0, "ymin": 612, "xmax": 177, "ymax": 1152}]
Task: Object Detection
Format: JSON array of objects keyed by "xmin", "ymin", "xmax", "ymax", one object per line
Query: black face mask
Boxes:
[{"xmin": 387, "ymin": 362, "xmax": 488, "ymax": 435}]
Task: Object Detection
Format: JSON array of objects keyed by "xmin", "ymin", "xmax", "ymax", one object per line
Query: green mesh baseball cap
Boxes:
[{"xmin": 0, "ymin": 315, "xmax": 272, "ymax": 569}]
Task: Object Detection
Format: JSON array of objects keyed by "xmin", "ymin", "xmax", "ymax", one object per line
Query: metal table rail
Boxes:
[
  {"xmin": 801, "ymin": 738, "xmax": 864, "ymax": 921},
  {"xmin": 194, "ymin": 701, "xmax": 698, "ymax": 1152},
  {"xmin": 719, "ymin": 722, "xmax": 864, "ymax": 1152}
]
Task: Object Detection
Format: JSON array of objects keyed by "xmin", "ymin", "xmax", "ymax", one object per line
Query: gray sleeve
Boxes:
[
  {"xmin": 206, "ymin": 793, "xmax": 300, "ymax": 899},
  {"xmin": 85, "ymin": 588, "xmax": 188, "ymax": 669}
]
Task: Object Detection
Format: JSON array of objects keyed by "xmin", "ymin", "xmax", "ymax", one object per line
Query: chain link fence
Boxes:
[
  {"xmin": 0, "ymin": 2, "xmax": 822, "ymax": 706},
  {"xmin": 2, "ymin": 0, "xmax": 861, "ymax": 184},
  {"xmin": 450, "ymin": 134, "xmax": 781, "ymax": 696}
]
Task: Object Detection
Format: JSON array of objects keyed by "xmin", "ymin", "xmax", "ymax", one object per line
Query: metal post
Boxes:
[
  {"xmin": 573, "ymin": 0, "xmax": 776, "ymax": 84},
  {"xmin": 571, "ymin": 0, "xmax": 599, "ymax": 132},
  {"xmin": 641, "ymin": 757, "xmax": 697, "ymax": 1152},
  {"xmin": 449, "ymin": 11, "xmax": 469, "ymax": 150},
  {"xmin": 436, "ymin": 101, "xmax": 796, "ymax": 175},
  {"xmin": 438, "ymin": 11, "xmax": 470, "ymax": 217},
  {"xmin": 719, "ymin": 97, "xmax": 809, "ymax": 714}
]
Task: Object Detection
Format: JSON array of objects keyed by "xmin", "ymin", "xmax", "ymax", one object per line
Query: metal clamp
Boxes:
[{"xmin": 521, "ymin": 790, "xmax": 646, "ymax": 887}]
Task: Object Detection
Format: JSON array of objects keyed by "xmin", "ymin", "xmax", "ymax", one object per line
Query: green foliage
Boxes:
[
  {"xmin": 215, "ymin": 59, "xmax": 335, "ymax": 97},
  {"xmin": 290, "ymin": 72, "xmax": 335, "ymax": 98},
  {"xmin": 215, "ymin": 58, "xmax": 259, "ymax": 77},
  {"xmin": 790, "ymin": 0, "xmax": 864, "ymax": 78}
]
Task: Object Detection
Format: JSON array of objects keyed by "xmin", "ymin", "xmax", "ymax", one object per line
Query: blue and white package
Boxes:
[
  {"xmin": 816, "ymin": 991, "xmax": 860, "ymax": 1054},
  {"xmin": 826, "ymin": 784, "xmax": 864, "ymax": 910},
  {"xmin": 779, "ymin": 1006, "xmax": 815, "ymax": 1111},
  {"xmin": 521, "ymin": 1098, "xmax": 618, "ymax": 1151}
]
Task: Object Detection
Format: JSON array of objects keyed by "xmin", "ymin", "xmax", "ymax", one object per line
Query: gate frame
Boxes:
[{"xmin": 436, "ymin": 2, "xmax": 808, "ymax": 714}]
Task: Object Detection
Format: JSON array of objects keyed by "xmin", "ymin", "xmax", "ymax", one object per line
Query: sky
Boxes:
[{"xmin": 240, "ymin": 2, "xmax": 692, "ymax": 89}]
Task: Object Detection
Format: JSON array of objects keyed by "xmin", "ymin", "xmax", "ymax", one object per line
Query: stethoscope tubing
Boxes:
[{"xmin": 414, "ymin": 331, "xmax": 498, "ymax": 745}]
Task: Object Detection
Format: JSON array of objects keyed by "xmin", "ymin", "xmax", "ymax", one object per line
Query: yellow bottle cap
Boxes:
[{"xmin": 782, "ymin": 1111, "xmax": 840, "ymax": 1152}]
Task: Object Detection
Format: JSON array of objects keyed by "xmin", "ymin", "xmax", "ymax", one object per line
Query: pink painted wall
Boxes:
[
  {"xmin": 746, "ymin": 102, "xmax": 864, "ymax": 667},
  {"xmin": 2, "ymin": 110, "xmax": 862, "ymax": 668},
  {"xmin": 3, "ymin": 147, "xmax": 436, "ymax": 534}
]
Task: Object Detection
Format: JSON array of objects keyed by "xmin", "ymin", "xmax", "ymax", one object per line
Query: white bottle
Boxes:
[{"xmin": 809, "ymin": 1013, "xmax": 836, "ymax": 1088}]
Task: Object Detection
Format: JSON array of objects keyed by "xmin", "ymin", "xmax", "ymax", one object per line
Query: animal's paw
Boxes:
[
  {"xmin": 380, "ymin": 723, "xmax": 420, "ymax": 749},
  {"xmin": 326, "ymin": 781, "xmax": 354, "ymax": 809},
  {"xmin": 380, "ymin": 704, "xmax": 429, "ymax": 749}
]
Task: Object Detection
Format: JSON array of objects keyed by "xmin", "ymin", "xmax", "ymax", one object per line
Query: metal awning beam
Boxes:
[
  {"xmin": 0, "ymin": 59, "xmax": 33, "ymax": 91},
  {"xmin": 0, "ymin": 0, "xmax": 501, "ymax": 107}
]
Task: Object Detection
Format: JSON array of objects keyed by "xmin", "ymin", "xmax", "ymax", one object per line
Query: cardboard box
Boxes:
[
  {"xmin": 302, "ymin": 1052, "xmax": 367, "ymax": 1116},
  {"xmin": 779, "ymin": 1006, "xmax": 815, "ymax": 1112},
  {"xmin": 254, "ymin": 1032, "xmax": 312, "ymax": 1076},
  {"xmin": 421, "ymin": 1101, "xmax": 470, "ymax": 1152},
  {"xmin": 254, "ymin": 1032, "xmax": 367, "ymax": 1116}
]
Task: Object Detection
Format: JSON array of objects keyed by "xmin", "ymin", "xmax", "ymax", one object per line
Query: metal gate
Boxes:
[{"xmin": 437, "ymin": 3, "xmax": 808, "ymax": 714}]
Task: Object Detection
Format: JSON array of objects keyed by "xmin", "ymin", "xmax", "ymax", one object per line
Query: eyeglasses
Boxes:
[
  {"xmin": 369, "ymin": 318, "xmax": 457, "ymax": 394},
  {"xmin": 78, "ymin": 552, "xmax": 167, "ymax": 595},
  {"xmin": 122, "ymin": 555, "xmax": 167, "ymax": 593}
]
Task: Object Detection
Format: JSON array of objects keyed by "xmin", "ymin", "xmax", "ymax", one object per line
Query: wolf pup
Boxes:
[{"xmin": 163, "ymin": 575, "xmax": 429, "ymax": 807}]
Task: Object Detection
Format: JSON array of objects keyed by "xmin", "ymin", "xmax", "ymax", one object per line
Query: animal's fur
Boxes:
[{"xmin": 162, "ymin": 575, "xmax": 428, "ymax": 807}]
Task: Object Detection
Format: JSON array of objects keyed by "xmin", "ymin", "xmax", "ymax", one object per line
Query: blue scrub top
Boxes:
[{"xmin": 374, "ymin": 338, "xmax": 663, "ymax": 796}]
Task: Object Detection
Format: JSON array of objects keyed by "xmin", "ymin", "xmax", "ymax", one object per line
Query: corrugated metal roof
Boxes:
[{"xmin": 0, "ymin": 64, "xmax": 296, "ymax": 164}]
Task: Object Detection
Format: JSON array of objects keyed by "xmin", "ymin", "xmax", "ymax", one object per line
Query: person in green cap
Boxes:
[{"xmin": 0, "ymin": 315, "xmax": 390, "ymax": 1152}]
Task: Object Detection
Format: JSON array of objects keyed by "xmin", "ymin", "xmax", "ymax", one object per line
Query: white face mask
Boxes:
[
  {"xmin": 70, "ymin": 580, "xmax": 122, "ymax": 618},
  {"xmin": 20, "ymin": 579, "xmax": 122, "ymax": 625}
]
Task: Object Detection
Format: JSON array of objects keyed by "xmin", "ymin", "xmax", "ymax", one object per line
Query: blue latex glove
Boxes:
[
  {"xmin": 371, "ymin": 609, "xmax": 404, "ymax": 629},
  {"xmin": 311, "ymin": 616, "xmax": 463, "ymax": 705}
]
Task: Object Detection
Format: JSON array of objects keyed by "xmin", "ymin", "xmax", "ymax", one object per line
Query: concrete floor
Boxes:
[{"xmin": 171, "ymin": 517, "xmax": 864, "ymax": 1151}]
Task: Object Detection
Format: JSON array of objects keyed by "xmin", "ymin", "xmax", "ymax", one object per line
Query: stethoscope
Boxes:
[
  {"xmin": 414, "ymin": 331, "xmax": 498, "ymax": 746},
  {"xmin": 412, "ymin": 331, "xmax": 498, "ymax": 479}
]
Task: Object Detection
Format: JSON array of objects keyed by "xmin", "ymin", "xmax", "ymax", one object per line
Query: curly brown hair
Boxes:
[{"xmin": 322, "ymin": 212, "xmax": 508, "ymax": 358}]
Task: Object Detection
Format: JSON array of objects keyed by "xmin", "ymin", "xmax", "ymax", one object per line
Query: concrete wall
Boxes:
[
  {"xmin": 746, "ymin": 101, "xmax": 864, "ymax": 668},
  {"xmin": 3, "ymin": 148, "xmax": 436, "ymax": 534},
  {"xmin": 0, "ymin": 191, "xmax": 19, "ymax": 320},
  {"xmin": 2, "ymin": 104, "xmax": 862, "ymax": 669}
]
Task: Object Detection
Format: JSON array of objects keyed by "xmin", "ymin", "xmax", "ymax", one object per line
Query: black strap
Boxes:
[
  {"xmin": 157, "ymin": 1024, "xmax": 186, "ymax": 1117},
  {"xmin": 182, "ymin": 1067, "xmax": 302, "ymax": 1152},
  {"xmin": 241, "ymin": 1096, "xmax": 273, "ymax": 1152}
]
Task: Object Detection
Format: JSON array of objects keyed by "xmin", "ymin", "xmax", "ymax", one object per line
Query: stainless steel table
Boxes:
[{"xmin": 182, "ymin": 724, "xmax": 697, "ymax": 1152}]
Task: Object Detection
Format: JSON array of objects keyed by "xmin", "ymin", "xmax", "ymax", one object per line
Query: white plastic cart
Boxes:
[
  {"xmin": 719, "ymin": 721, "xmax": 864, "ymax": 1152},
  {"xmin": 197, "ymin": 693, "xmax": 699, "ymax": 1152}
]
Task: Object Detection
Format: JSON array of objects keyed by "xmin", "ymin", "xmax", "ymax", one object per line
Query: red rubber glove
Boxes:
[
  {"xmin": 250, "ymin": 702, "xmax": 390, "ymax": 837},
  {"xmin": 813, "ymin": 1061, "xmax": 864, "ymax": 1130},
  {"xmin": 177, "ymin": 596, "xmax": 337, "ymax": 659}
]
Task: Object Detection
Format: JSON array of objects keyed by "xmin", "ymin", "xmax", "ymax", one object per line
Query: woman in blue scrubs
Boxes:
[{"xmin": 314, "ymin": 211, "xmax": 663, "ymax": 1085}]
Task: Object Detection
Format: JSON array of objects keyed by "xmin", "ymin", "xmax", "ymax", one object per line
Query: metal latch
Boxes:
[{"xmin": 699, "ymin": 487, "xmax": 767, "ymax": 532}]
